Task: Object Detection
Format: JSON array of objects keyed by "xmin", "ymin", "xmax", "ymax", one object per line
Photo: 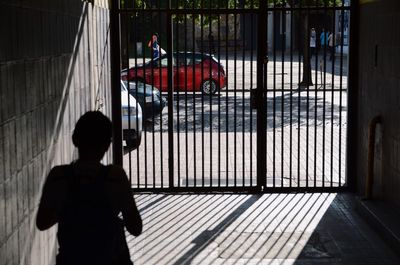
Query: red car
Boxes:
[{"xmin": 121, "ymin": 52, "xmax": 226, "ymax": 95}]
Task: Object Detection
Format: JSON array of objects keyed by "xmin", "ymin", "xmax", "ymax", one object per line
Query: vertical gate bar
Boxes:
[
  {"xmin": 184, "ymin": 12, "xmax": 189, "ymax": 188},
  {"xmin": 281, "ymin": 5, "xmax": 285, "ymax": 188},
  {"xmin": 125, "ymin": 11, "xmax": 132, "ymax": 184},
  {"xmin": 289, "ymin": 6, "xmax": 293, "ymax": 188},
  {"xmin": 265, "ymin": 8, "xmax": 269, "ymax": 189},
  {"xmin": 339, "ymin": 0, "xmax": 346, "ymax": 187},
  {"xmin": 306, "ymin": 4, "xmax": 310, "ymax": 189},
  {"xmin": 322, "ymin": 1, "xmax": 327, "ymax": 187},
  {"xmin": 234, "ymin": 1, "xmax": 238, "ymax": 187},
  {"xmin": 201, "ymin": 9, "xmax": 205, "ymax": 187},
  {"xmin": 347, "ymin": 0, "xmax": 359, "ymax": 191},
  {"xmin": 167, "ymin": 1, "xmax": 174, "ymax": 188},
  {"xmin": 297, "ymin": 1, "xmax": 302, "ymax": 188},
  {"xmin": 331, "ymin": 5, "xmax": 336, "ymax": 187},
  {"xmin": 152, "ymin": 9, "xmax": 156, "ymax": 189},
  {"xmin": 142, "ymin": 3, "xmax": 148, "ymax": 188},
  {"xmin": 257, "ymin": 0, "xmax": 267, "ymax": 190},
  {"xmin": 133, "ymin": 7, "xmax": 140, "ymax": 188},
  {"xmin": 208, "ymin": 4, "xmax": 213, "ymax": 187},
  {"xmin": 272, "ymin": 2, "xmax": 276, "ymax": 188},
  {"xmin": 158, "ymin": 2, "xmax": 164, "ymax": 188},
  {"xmin": 225, "ymin": 0, "xmax": 229, "ymax": 187},
  {"xmin": 242, "ymin": 9, "xmax": 246, "ymax": 187},
  {"xmin": 314, "ymin": 1, "xmax": 319, "ymax": 188},
  {"xmin": 250, "ymin": 1, "xmax": 254, "ymax": 187},
  {"xmin": 323, "ymin": 1, "xmax": 332, "ymax": 187},
  {"xmin": 110, "ymin": 0, "xmax": 123, "ymax": 166},
  {"xmin": 176, "ymin": 16, "xmax": 181, "ymax": 188},
  {"xmin": 217, "ymin": 8, "xmax": 221, "ymax": 187},
  {"xmin": 192, "ymin": 10, "xmax": 197, "ymax": 187}
]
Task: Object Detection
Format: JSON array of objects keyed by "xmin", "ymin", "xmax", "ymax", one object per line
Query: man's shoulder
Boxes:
[
  {"xmin": 105, "ymin": 164, "xmax": 128, "ymax": 181},
  {"xmin": 44, "ymin": 165, "xmax": 72, "ymax": 184}
]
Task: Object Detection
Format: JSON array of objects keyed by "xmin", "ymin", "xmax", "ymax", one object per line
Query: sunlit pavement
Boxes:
[
  {"xmin": 124, "ymin": 90, "xmax": 347, "ymax": 188},
  {"xmin": 126, "ymin": 193, "xmax": 400, "ymax": 265}
]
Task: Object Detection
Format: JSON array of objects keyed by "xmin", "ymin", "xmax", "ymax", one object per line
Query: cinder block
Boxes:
[
  {"xmin": 11, "ymin": 230, "xmax": 18, "ymax": 265},
  {"xmin": 5, "ymin": 178, "xmax": 12, "ymax": 239},
  {"xmin": 27, "ymin": 163, "xmax": 34, "ymax": 212},
  {"xmin": 18, "ymin": 219, "xmax": 27, "ymax": 265},
  {"xmin": 0, "ymin": 243, "xmax": 5, "ymax": 265},
  {"xmin": 22, "ymin": 165, "xmax": 28, "ymax": 218},
  {"xmin": 0, "ymin": 66, "xmax": 4, "ymax": 124},
  {"xmin": 10, "ymin": 174, "xmax": 17, "ymax": 231},
  {"xmin": 42, "ymin": 60, "xmax": 49, "ymax": 103},
  {"xmin": 3, "ymin": 5, "xmax": 18, "ymax": 62},
  {"xmin": 8, "ymin": 120, "xmax": 16, "ymax": 176},
  {"xmin": 39, "ymin": 61, "xmax": 45, "ymax": 106},
  {"xmin": 15, "ymin": 117, "xmax": 23, "ymax": 172},
  {"xmin": 31, "ymin": 111, "xmax": 38, "ymax": 159},
  {"xmin": 6, "ymin": 66, "xmax": 16, "ymax": 120},
  {"xmin": 19, "ymin": 115, "xmax": 27, "ymax": 167},
  {"xmin": 3, "ymin": 123, "xmax": 11, "ymax": 182},
  {"xmin": 36, "ymin": 109, "xmax": 42, "ymax": 154},
  {"xmin": 32, "ymin": 12, "xmax": 42, "ymax": 59},
  {"xmin": 0, "ymin": 8, "xmax": 6, "ymax": 62},
  {"xmin": 17, "ymin": 171, "xmax": 23, "ymax": 228},
  {"xmin": 0, "ymin": 182, "xmax": 5, "ymax": 245},
  {"xmin": 26, "ymin": 112, "xmax": 32, "ymax": 163},
  {"xmin": 14, "ymin": 62, "xmax": 27, "ymax": 115},
  {"xmin": 24, "ymin": 62, "xmax": 34, "ymax": 112},
  {"xmin": 32, "ymin": 159, "xmax": 39, "ymax": 207},
  {"xmin": 1, "ymin": 65, "xmax": 9, "ymax": 121},
  {"xmin": 6, "ymin": 236, "xmax": 13, "ymax": 265},
  {"xmin": 0, "ymin": 127, "xmax": 4, "ymax": 184}
]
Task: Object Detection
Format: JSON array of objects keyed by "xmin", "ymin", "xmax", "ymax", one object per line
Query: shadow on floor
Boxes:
[{"xmin": 127, "ymin": 193, "xmax": 400, "ymax": 265}]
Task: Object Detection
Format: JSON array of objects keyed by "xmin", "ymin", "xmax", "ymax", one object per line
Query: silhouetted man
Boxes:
[{"xmin": 37, "ymin": 111, "xmax": 142, "ymax": 265}]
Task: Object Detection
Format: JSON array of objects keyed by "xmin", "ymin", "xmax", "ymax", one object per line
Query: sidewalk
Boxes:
[{"xmin": 127, "ymin": 193, "xmax": 400, "ymax": 265}]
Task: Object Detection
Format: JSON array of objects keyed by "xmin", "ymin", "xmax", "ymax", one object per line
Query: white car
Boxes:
[{"xmin": 121, "ymin": 82, "xmax": 143, "ymax": 148}]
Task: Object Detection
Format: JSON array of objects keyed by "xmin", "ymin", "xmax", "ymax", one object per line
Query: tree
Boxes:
[{"xmin": 287, "ymin": 0, "xmax": 342, "ymax": 87}]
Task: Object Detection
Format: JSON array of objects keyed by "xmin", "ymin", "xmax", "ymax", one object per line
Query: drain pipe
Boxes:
[{"xmin": 364, "ymin": 116, "xmax": 382, "ymax": 200}]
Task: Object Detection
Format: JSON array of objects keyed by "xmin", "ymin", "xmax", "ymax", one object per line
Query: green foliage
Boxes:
[{"xmin": 120, "ymin": 0, "xmax": 344, "ymax": 9}]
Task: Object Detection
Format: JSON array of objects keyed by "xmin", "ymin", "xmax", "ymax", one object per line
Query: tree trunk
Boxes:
[{"xmin": 299, "ymin": 12, "xmax": 313, "ymax": 87}]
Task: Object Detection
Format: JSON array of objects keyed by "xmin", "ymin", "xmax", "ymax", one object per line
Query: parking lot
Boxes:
[{"xmin": 124, "ymin": 53, "xmax": 348, "ymax": 188}]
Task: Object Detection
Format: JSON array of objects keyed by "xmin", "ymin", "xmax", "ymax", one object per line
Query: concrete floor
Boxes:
[{"xmin": 126, "ymin": 193, "xmax": 400, "ymax": 265}]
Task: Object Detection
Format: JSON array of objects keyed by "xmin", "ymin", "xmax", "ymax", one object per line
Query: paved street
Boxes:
[{"xmin": 124, "ymin": 53, "xmax": 348, "ymax": 188}]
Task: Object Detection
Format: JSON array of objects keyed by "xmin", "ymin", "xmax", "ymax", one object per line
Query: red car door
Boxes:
[
  {"xmin": 150, "ymin": 57, "xmax": 177, "ymax": 92},
  {"xmin": 175, "ymin": 54, "xmax": 190, "ymax": 91},
  {"xmin": 147, "ymin": 57, "xmax": 169, "ymax": 92}
]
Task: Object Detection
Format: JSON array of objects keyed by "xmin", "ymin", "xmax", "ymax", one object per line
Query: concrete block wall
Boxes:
[
  {"xmin": 356, "ymin": 0, "xmax": 400, "ymax": 207},
  {"xmin": 0, "ymin": 0, "xmax": 112, "ymax": 264}
]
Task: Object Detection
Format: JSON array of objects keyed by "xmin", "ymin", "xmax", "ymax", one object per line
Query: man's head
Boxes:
[
  {"xmin": 152, "ymin": 32, "xmax": 159, "ymax": 42},
  {"xmin": 72, "ymin": 111, "xmax": 112, "ymax": 160}
]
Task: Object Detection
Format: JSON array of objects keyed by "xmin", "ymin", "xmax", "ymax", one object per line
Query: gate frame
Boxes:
[{"xmin": 110, "ymin": 0, "xmax": 355, "ymax": 194}]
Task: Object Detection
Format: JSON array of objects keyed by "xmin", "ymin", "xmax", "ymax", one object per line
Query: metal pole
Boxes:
[
  {"xmin": 167, "ymin": 0, "xmax": 174, "ymax": 188},
  {"xmin": 110, "ymin": 0, "xmax": 123, "ymax": 166},
  {"xmin": 347, "ymin": 0, "xmax": 359, "ymax": 191},
  {"xmin": 257, "ymin": 0, "xmax": 267, "ymax": 190}
]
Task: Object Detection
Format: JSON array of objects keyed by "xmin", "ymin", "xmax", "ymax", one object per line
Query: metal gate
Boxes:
[{"xmin": 113, "ymin": 0, "xmax": 351, "ymax": 192}]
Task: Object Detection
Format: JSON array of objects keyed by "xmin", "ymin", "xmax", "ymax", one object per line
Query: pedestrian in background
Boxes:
[
  {"xmin": 320, "ymin": 28, "xmax": 329, "ymax": 51},
  {"xmin": 328, "ymin": 31, "xmax": 335, "ymax": 61},
  {"xmin": 148, "ymin": 32, "xmax": 160, "ymax": 60},
  {"xmin": 310, "ymin": 28, "xmax": 317, "ymax": 56}
]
